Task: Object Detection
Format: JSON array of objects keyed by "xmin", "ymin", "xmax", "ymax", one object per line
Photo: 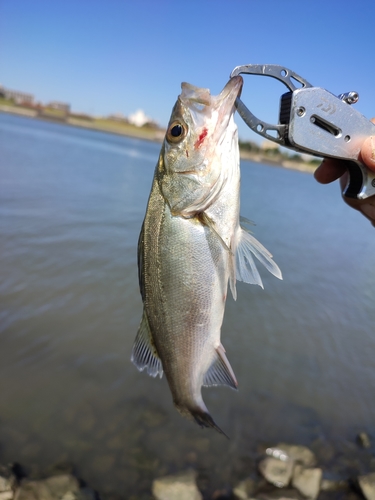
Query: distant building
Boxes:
[
  {"xmin": 0, "ymin": 85, "xmax": 34, "ymax": 105},
  {"xmin": 128, "ymin": 109, "xmax": 152, "ymax": 127},
  {"xmin": 47, "ymin": 101, "xmax": 70, "ymax": 113}
]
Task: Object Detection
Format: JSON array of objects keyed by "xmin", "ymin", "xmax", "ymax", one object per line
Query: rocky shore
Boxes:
[{"xmin": 2, "ymin": 437, "xmax": 375, "ymax": 500}]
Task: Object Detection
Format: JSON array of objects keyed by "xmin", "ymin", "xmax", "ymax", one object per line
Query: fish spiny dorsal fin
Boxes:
[
  {"xmin": 203, "ymin": 344, "xmax": 237, "ymax": 389},
  {"xmin": 131, "ymin": 312, "xmax": 163, "ymax": 378},
  {"xmin": 239, "ymin": 215, "xmax": 255, "ymax": 227},
  {"xmin": 235, "ymin": 220, "xmax": 283, "ymax": 288}
]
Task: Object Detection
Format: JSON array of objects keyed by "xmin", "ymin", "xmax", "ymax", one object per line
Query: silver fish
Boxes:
[{"xmin": 131, "ymin": 76, "xmax": 282, "ymax": 435}]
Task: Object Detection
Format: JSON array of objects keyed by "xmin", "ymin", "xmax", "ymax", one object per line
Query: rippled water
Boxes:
[{"xmin": 1, "ymin": 113, "xmax": 375, "ymax": 497}]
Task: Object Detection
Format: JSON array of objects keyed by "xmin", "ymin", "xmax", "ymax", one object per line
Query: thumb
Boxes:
[{"xmin": 360, "ymin": 135, "xmax": 375, "ymax": 172}]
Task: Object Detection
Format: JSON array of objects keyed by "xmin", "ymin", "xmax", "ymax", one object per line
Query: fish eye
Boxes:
[{"xmin": 166, "ymin": 121, "xmax": 187, "ymax": 144}]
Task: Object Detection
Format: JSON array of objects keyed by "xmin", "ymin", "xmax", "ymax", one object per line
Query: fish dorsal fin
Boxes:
[
  {"xmin": 239, "ymin": 215, "xmax": 255, "ymax": 227},
  {"xmin": 131, "ymin": 312, "xmax": 163, "ymax": 378},
  {"xmin": 235, "ymin": 221, "xmax": 282, "ymax": 289},
  {"xmin": 203, "ymin": 344, "xmax": 237, "ymax": 389}
]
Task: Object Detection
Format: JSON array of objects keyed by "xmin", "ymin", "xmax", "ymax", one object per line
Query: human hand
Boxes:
[{"xmin": 314, "ymin": 119, "xmax": 375, "ymax": 226}]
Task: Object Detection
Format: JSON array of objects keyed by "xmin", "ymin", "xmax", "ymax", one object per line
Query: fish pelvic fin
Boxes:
[
  {"xmin": 203, "ymin": 343, "xmax": 238, "ymax": 389},
  {"xmin": 234, "ymin": 220, "xmax": 282, "ymax": 289},
  {"xmin": 131, "ymin": 311, "xmax": 163, "ymax": 378}
]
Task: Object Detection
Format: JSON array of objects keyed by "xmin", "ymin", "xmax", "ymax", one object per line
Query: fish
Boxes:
[{"xmin": 131, "ymin": 75, "xmax": 282, "ymax": 435}]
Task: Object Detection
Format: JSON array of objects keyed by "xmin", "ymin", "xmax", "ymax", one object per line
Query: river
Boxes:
[{"xmin": 0, "ymin": 113, "xmax": 374, "ymax": 497}]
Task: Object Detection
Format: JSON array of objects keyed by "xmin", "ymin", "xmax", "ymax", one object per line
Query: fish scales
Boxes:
[
  {"xmin": 132, "ymin": 76, "xmax": 282, "ymax": 435},
  {"xmin": 143, "ymin": 180, "xmax": 227, "ymax": 394}
]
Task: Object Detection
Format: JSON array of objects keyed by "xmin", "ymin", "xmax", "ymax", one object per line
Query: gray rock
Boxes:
[
  {"xmin": 152, "ymin": 470, "xmax": 202, "ymax": 500},
  {"xmin": 320, "ymin": 479, "xmax": 347, "ymax": 491},
  {"xmin": 14, "ymin": 474, "xmax": 80, "ymax": 500},
  {"xmin": 233, "ymin": 478, "xmax": 256, "ymax": 500},
  {"xmin": 310, "ymin": 438, "xmax": 335, "ymax": 463},
  {"xmin": 0, "ymin": 479, "xmax": 14, "ymax": 500},
  {"xmin": 259, "ymin": 457, "xmax": 294, "ymax": 488},
  {"xmin": 0, "ymin": 493, "xmax": 13, "ymax": 500},
  {"xmin": 292, "ymin": 464, "xmax": 322, "ymax": 500},
  {"xmin": 274, "ymin": 444, "xmax": 316, "ymax": 467},
  {"xmin": 0, "ymin": 467, "xmax": 17, "ymax": 500},
  {"xmin": 75, "ymin": 488, "xmax": 96, "ymax": 500},
  {"xmin": 257, "ymin": 488, "xmax": 303, "ymax": 500},
  {"xmin": 358, "ymin": 472, "xmax": 375, "ymax": 500},
  {"xmin": 357, "ymin": 432, "xmax": 371, "ymax": 449}
]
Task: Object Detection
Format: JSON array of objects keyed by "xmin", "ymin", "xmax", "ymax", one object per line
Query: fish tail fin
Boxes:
[
  {"xmin": 174, "ymin": 399, "xmax": 229, "ymax": 438},
  {"xmin": 191, "ymin": 408, "xmax": 229, "ymax": 439}
]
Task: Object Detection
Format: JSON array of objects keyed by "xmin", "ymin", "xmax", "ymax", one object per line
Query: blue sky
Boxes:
[{"xmin": 1, "ymin": 0, "xmax": 374, "ymax": 142}]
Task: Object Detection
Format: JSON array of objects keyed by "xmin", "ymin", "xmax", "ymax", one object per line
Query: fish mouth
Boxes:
[
  {"xmin": 215, "ymin": 75, "xmax": 243, "ymax": 127},
  {"xmin": 179, "ymin": 76, "xmax": 243, "ymax": 120},
  {"xmin": 218, "ymin": 75, "xmax": 243, "ymax": 105}
]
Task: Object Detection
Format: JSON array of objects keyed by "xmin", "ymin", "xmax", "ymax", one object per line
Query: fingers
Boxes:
[
  {"xmin": 315, "ymin": 119, "xmax": 375, "ymax": 183},
  {"xmin": 313, "ymin": 118, "xmax": 375, "ymax": 227},
  {"xmin": 343, "ymin": 193, "xmax": 375, "ymax": 226},
  {"xmin": 360, "ymin": 135, "xmax": 375, "ymax": 172},
  {"xmin": 314, "ymin": 159, "xmax": 347, "ymax": 184}
]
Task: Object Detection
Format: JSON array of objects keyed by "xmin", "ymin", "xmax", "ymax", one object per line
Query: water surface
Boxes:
[{"xmin": 1, "ymin": 113, "xmax": 375, "ymax": 497}]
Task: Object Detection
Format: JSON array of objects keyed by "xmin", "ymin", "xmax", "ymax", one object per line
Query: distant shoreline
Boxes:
[{"xmin": 0, "ymin": 105, "xmax": 317, "ymax": 174}]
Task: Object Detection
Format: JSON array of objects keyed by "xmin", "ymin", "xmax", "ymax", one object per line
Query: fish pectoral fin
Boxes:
[
  {"xmin": 131, "ymin": 312, "xmax": 163, "ymax": 378},
  {"xmin": 235, "ymin": 222, "xmax": 283, "ymax": 289},
  {"xmin": 228, "ymin": 254, "xmax": 237, "ymax": 302},
  {"xmin": 198, "ymin": 212, "xmax": 231, "ymax": 253},
  {"xmin": 203, "ymin": 344, "xmax": 238, "ymax": 389},
  {"xmin": 199, "ymin": 211, "xmax": 238, "ymax": 301}
]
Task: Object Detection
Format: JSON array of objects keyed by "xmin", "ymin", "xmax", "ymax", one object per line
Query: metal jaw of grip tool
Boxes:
[{"xmin": 230, "ymin": 64, "xmax": 375, "ymax": 200}]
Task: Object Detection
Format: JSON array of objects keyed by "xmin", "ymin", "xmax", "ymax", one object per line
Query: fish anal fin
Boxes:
[
  {"xmin": 203, "ymin": 344, "xmax": 238, "ymax": 390},
  {"xmin": 131, "ymin": 312, "xmax": 163, "ymax": 378}
]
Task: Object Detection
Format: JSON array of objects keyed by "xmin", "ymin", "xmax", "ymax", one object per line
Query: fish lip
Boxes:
[
  {"xmin": 212, "ymin": 76, "xmax": 243, "ymax": 132},
  {"xmin": 217, "ymin": 75, "xmax": 243, "ymax": 108}
]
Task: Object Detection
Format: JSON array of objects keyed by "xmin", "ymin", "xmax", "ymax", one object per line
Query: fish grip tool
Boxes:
[{"xmin": 230, "ymin": 64, "xmax": 375, "ymax": 200}]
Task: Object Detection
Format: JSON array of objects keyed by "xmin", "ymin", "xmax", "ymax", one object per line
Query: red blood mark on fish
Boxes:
[{"xmin": 194, "ymin": 128, "xmax": 208, "ymax": 149}]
